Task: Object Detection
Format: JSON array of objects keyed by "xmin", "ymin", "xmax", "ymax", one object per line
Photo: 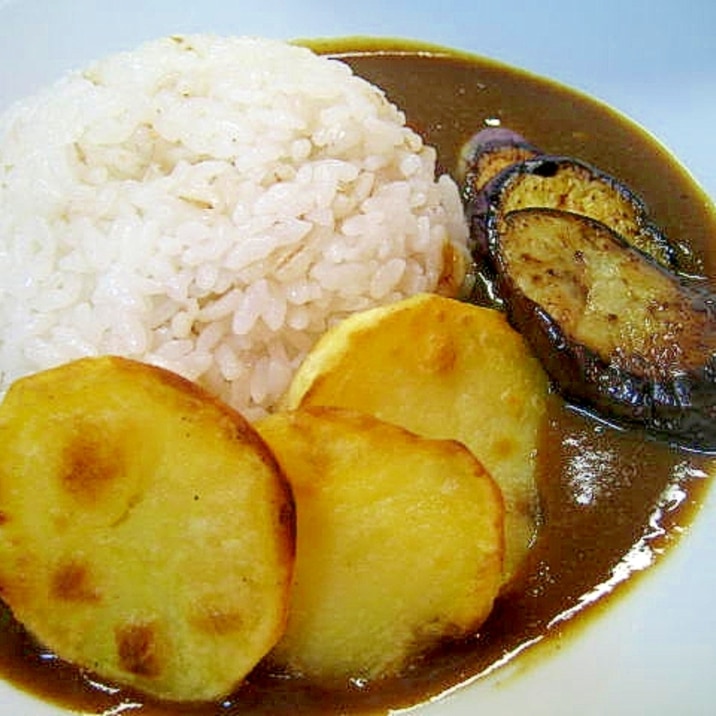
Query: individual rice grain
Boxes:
[{"xmin": 0, "ymin": 34, "xmax": 468, "ymax": 419}]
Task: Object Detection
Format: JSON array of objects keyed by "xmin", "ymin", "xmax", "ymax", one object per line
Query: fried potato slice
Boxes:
[
  {"xmin": 0, "ymin": 356, "xmax": 295, "ymax": 702},
  {"xmin": 282, "ymin": 293, "xmax": 551, "ymax": 586},
  {"xmin": 255, "ymin": 406, "xmax": 504, "ymax": 680}
]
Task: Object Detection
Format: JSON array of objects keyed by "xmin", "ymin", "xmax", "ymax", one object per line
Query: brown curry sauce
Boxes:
[{"xmin": 1, "ymin": 38, "xmax": 715, "ymax": 715}]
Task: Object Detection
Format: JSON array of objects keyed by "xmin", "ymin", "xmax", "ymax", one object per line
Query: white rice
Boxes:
[{"xmin": 0, "ymin": 35, "xmax": 468, "ymax": 419}]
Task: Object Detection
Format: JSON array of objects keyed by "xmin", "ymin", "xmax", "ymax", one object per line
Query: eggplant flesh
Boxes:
[
  {"xmin": 494, "ymin": 207, "xmax": 716, "ymax": 450},
  {"xmin": 469, "ymin": 154, "xmax": 683, "ymax": 272}
]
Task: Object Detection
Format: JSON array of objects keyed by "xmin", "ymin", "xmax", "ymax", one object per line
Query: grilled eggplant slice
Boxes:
[
  {"xmin": 491, "ymin": 207, "xmax": 716, "ymax": 449},
  {"xmin": 458, "ymin": 127, "xmax": 541, "ymax": 190},
  {"xmin": 469, "ymin": 154, "xmax": 682, "ymax": 271}
]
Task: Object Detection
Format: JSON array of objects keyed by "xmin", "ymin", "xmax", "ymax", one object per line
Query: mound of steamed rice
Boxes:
[{"xmin": 0, "ymin": 35, "xmax": 468, "ymax": 419}]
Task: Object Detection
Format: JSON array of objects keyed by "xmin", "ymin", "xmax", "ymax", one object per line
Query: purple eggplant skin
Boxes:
[
  {"xmin": 492, "ymin": 207, "xmax": 716, "ymax": 451},
  {"xmin": 457, "ymin": 126, "xmax": 541, "ymax": 186},
  {"xmin": 468, "ymin": 154, "xmax": 689, "ymax": 274}
]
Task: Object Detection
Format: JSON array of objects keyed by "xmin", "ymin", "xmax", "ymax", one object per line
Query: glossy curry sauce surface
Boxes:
[{"xmin": 1, "ymin": 39, "xmax": 715, "ymax": 715}]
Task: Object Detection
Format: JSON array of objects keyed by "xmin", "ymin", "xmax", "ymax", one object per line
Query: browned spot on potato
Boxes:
[
  {"xmin": 490, "ymin": 436, "xmax": 517, "ymax": 461},
  {"xmin": 52, "ymin": 513, "xmax": 71, "ymax": 533},
  {"xmin": 0, "ymin": 511, "xmax": 8, "ymax": 526},
  {"xmin": 420, "ymin": 331, "xmax": 457, "ymax": 375},
  {"xmin": 116, "ymin": 622, "xmax": 162, "ymax": 678},
  {"xmin": 51, "ymin": 560, "xmax": 101, "ymax": 603},
  {"xmin": 191, "ymin": 605, "xmax": 245, "ymax": 636},
  {"xmin": 503, "ymin": 393, "xmax": 525, "ymax": 417},
  {"xmin": 60, "ymin": 426, "xmax": 123, "ymax": 502}
]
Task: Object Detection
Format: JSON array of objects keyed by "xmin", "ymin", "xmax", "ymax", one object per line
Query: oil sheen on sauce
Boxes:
[{"xmin": 1, "ymin": 38, "xmax": 715, "ymax": 716}]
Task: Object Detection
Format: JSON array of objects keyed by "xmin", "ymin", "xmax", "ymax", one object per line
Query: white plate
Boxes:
[{"xmin": 0, "ymin": 1, "xmax": 714, "ymax": 715}]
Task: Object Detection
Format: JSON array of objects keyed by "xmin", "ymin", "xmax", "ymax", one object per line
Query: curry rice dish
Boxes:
[{"xmin": 0, "ymin": 35, "xmax": 715, "ymax": 716}]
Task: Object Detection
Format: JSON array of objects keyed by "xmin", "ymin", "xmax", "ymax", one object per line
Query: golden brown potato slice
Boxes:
[
  {"xmin": 282, "ymin": 293, "xmax": 551, "ymax": 586},
  {"xmin": 256, "ymin": 406, "xmax": 504, "ymax": 681},
  {"xmin": 0, "ymin": 356, "xmax": 295, "ymax": 702}
]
